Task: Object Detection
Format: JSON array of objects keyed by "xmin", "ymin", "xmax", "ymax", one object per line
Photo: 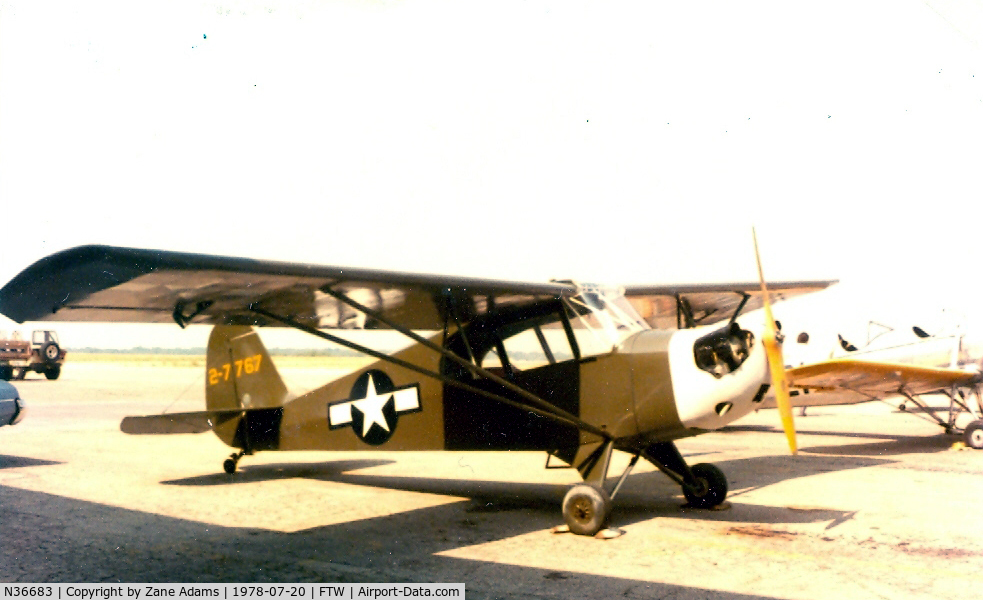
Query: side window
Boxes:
[
  {"xmin": 569, "ymin": 327, "xmax": 615, "ymax": 358},
  {"xmin": 501, "ymin": 328, "xmax": 550, "ymax": 370},
  {"xmin": 481, "ymin": 346, "xmax": 503, "ymax": 370},
  {"xmin": 500, "ymin": 323, "xmax": 575, "ymax": 371}
]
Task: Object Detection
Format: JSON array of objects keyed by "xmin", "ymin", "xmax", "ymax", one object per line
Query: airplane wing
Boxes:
[
  {"xmin": 771, "ymin": 359, "xmax": 982, "ymax": 407},
  {"xmin": 0, "ymin": 245, "xmax": 836, "ymax": 330},
  {"xmin": 624, "ymin": 281, "xmax": 836, "ymax": 329},
  {"xmin": 0, "ymin": 245, "xmax": 572, "ymax": 329}
]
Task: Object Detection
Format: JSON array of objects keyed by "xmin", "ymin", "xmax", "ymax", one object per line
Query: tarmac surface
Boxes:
[{"xmin": 3, "ymin": 360, "xmax": 983, "ymax": 599}]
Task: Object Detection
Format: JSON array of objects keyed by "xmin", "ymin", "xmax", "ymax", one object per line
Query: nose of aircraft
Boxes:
[{"xmin": 625, "ymin": 324, "xmax": 769, "ymax": 438}]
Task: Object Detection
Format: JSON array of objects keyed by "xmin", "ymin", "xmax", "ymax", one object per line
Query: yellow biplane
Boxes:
[
  {"xmin": 764, "ymin": 317, "xmax": 983, "ymax": 449},
  {"xmin": 0, "ymin": 243, "xmax": 832, "ymax": 535}
]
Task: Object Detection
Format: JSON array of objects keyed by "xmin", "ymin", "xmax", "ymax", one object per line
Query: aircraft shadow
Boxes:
[
  {"xmin": 160, "ymin": 459, "xmax": 394, "ymax": 486},
  {"xmin": 799, "ymin": 434, "xmax": 958, "ymax": 456},
  {"xmin": 0, "ymin": 483, "xmax": 794, "ymax": 599},
  {"xmin": 0, "ymin": 454, "xmax": 63, "ymax": 469},
  {"xmin": 724, "ymin": 424, "xmax": 958, "ymax": 456},
  {"xmin": 161, "ymin": 452, "xmax": 881, "ymax": 532}
]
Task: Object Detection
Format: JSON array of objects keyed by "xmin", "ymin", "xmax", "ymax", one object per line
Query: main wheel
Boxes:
[
  {"xmin": 964, "ymin": 420, "xmax": 983, "ymax": 450},
  {"xmin": 683, "ymin": 463, "xmax": 728, "ymax": 508},
  {"xmin": 44, "ymin": 366, "xmax": 61, "ymax": 380},
  {"xmin": 562, "ymin": 484, "xmax": 611, "ymax": 536},
  {"xmin": 223, "ymin": 458, "xmax": 238, "ymax": 474}
]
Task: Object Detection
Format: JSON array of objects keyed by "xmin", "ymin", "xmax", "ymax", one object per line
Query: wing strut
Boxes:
[
  {"xmin": 447, "ymin": 293, "xmax": 479, "ymax": 370},
  {"xmin": 248, "ymin": 306, "xmax": 613, "ymax": 441},
  {"xmin": 316, "ymin": 287, "xmax": 603, "ymax": 439}
]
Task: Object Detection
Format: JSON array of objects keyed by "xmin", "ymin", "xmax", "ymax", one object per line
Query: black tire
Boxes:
[
  {"xmin": 223, "ymin": 458, "xmax": 238, "ymax": 474},
  {"xmin": 964, "ymin": 420, "xmax": 983, "ymax": 450},
  {"xmin": 0, "ymin": 366, "xmax": 11, "ymax": 381},
  {"xmin": 44, "ymin": 366, "xmax": 61, "ymax": 380},
  {"xmin": 562, "ymin": 484, "xmax": 611, "ymax": 536},
  {"xmin": 683, "ymin": 463, "xmax": 728, "ymax": 508},
  {"xmin": 42, "ymin": 342, "xmax": 60, "ymax": 364}
]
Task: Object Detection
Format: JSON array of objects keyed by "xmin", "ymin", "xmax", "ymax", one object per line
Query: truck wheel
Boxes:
[
  {"xmin": 42, "ymin": 342, "xmax": 61, "ymax": 363},
  {"xmin": 0, "ymin": 366, "xmax": 11, "ymax": 381},
  {"xmin": 45, "ymin": 366, "xmax": 61, "ymax": 380}
]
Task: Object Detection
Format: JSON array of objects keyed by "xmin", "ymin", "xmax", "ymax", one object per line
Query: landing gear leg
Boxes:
[
  {"xmin": 223, "ymin": 450, "xmax": 246, "ymax": 474},
  {"xmin": 561, "ymin": 440, "xmax": 615, "ymax": 536},
  {"xmin": 643, "ymin": 441, "xmax": 728, "ymax": 508}
]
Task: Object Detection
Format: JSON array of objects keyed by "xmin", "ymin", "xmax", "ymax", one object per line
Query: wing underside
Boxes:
[
  {"xmin": 0, "ymin": 246, "xmax": 570, "ymax": 329},
  {"xmin": 0, "ymin": 245, "xmax": 836, "ymax": 330},
  {"xmin": 787, "ymin": 359, "xmax": 980, "ymax": 401},
  {"xmin": 624, "ymin": 281, "xmax": 835, "ymax": 329}
]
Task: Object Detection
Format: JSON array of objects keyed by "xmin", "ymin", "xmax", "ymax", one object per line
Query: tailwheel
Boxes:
[
  {"xmin": 562, "ymin": 483, "xmax": 611, "ymax": 536},
  {"xmin": 683, "ymin": 463, "xmax": 728, "ymax": 508},
  {"xmin": 963, "ymin": 420, "xmax": 983, "ymax": 450},
  {"xmin": 223, "ymin": 451, "xmax": 246, "ymax": 474}
]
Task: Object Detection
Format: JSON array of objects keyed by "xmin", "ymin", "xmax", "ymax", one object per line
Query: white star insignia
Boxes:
[
  {"xmin": 351, "ymin": 373, "xmax": 392, "ymax": 436},
  {"xmin": 327, "ymin": 371, "xmax": 422, "ymax": 445}
]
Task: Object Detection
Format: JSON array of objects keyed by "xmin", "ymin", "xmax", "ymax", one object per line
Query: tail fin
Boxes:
[{"xmin": 206, "ymin": 325, "xmax": 288, "ymax": 412}]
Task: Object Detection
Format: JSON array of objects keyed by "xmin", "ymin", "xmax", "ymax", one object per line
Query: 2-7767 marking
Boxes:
[
  {"xmin": 208, "ymin": 354, "xmax": 263, "ymax": 386},
  {"xmin": 232, "ymin": 586, "xmax": 306, "ymax": 597}
]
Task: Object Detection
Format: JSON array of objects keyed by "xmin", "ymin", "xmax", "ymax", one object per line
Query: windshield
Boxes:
[{"xmin": 562, "ymin": 284, "xmax": 649, "ymax": 355}]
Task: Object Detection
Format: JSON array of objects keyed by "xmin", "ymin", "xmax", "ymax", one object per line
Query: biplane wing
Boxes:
[
  {"xmin": 787, "ymin": 359, "xmax": 980, "ymax": 399},
  {"xmin": 756, "ymin": 358, "xmax": 983, "ymax": 449}
]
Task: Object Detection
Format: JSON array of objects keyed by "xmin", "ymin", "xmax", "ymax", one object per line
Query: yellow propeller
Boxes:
[{"xmin": 752, "ymin": 228, "xmax": 798, "ymax": 454}]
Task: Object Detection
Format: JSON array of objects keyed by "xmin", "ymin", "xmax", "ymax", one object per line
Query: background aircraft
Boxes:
[
  {"xmin": 741, "ymin": 301, "xmax": 983, "ymax": 449},
  {"xmin": 0, "ymin": 244, "xmax": 832, "ymax": 536}
]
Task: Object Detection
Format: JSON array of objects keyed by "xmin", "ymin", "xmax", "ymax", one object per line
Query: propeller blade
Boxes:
[{"xmin": 752, "ymin": 229, "xmax": 798, "ymax": 455}]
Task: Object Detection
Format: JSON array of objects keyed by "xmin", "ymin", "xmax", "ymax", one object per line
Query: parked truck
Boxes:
[{"xmin": 0, "ymin": 330, "xmax": 66, "ymax": 380}]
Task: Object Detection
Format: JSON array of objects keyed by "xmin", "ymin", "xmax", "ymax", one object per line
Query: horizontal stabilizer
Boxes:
[{"xmin": 121, "ymin": 410, "xmax": 243, "ymax": 435}]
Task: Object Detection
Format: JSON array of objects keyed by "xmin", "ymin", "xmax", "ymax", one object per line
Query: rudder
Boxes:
[{"xmin": 206, "ymin": 325, "xmax": 288, "ymax": 449}]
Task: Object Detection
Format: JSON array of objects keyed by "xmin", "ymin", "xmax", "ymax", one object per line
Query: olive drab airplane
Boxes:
[{"xmin": 0, "ymin": 243, "xmax": 833, "ymax": 536}]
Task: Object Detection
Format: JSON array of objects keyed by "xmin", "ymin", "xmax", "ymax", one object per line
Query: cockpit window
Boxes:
[
  {"xmin": 562, "ymin": 284, "xmax": 649, "ymax": 356},
  {"xmin": 443, "ymin": 286, "xmax": 650, "ymax": 380}
]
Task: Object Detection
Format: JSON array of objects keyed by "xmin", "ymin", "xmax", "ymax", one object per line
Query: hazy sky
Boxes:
[{"xmin": 2, "ymin": 0, "xmax": 983, "ymax": 348}]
